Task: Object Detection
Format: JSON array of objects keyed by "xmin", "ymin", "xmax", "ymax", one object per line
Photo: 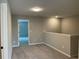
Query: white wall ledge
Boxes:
[
  {"xmin": 43, "ymin": 31, "xmax": 79, "ymax": 36},
  {"xmin": 43, "ymin": 31, "xmax": 71, "ymax": 36}
]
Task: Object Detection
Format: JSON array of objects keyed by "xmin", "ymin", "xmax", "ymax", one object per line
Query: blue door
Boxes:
[{"xmin": 18, "ymin": 20, "xmax": 29, "ymax": 46}]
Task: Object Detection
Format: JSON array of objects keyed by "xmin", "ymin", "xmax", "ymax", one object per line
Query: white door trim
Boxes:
[
  {"xmin": 17, "ymin": 19, "xmax": 30, "ymax": 46},
  {"xmin": 1, "ymin": 3, "xmax": 8, "ymax": 59}
]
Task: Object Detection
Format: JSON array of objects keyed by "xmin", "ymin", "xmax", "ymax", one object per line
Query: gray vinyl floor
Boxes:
[{"xmin": 12, "ymin": 44, "xmax": 78, "ymax": 59}]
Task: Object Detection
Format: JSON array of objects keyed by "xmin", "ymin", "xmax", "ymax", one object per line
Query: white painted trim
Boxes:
[
  {"xmin": 12, "ymin": 41, "xmax": 20, "ymax": 48},
  {"xmin": 18, "ymin": 19, "xmax": 29, "ymax": 22},
  {"xmin": 12, "ymin": 42, "xmax": 43, "ymax": 47},
  {"xmin": 43, "ymin": 42, "xmax": 71, "ymax": 58},
  {"xmin": 17, "ymin": 19, "xmax": 30, "ymax": 46},
  {"xmin": 43, "ymin": 31, "xmax": 71, "ymax": 36},
  {"xmin": 12, "ymin": 44, "xmax": 19, "ymax": 48},
  {"xmin": 28, "ymin": 20, "xmax": 30, "ymax": 45},
  {"xmin": 29, "ymin": 42, "xmax": 71, "ymax": 58},
  {"xmin": 1, "ymin": 3, "xmax": 8, "ymax": 59},
  {"xmin": 15, "ymin": 41, "xmax": 71, "ymax": 58},
  {"xmin": 29, "ymin": 42, "xmax": 43, "ymax": 45}
]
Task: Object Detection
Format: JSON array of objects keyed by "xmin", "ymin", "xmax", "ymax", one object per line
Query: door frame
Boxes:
[
  {"xmin": 1, "ymin": 3, "xmax": 8, "ymax": 59},
  {"xmin": 17, "ymin": 19, "xmax": 30, "ymax": 46},
  {"xmin": 1, "ymin": 3, "xmax": 11, "ymax": 59}
]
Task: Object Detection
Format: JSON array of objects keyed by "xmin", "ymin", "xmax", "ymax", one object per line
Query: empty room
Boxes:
[{"xmin": 0, "ymin": 0, "xmax": 79, "ymax": 59}]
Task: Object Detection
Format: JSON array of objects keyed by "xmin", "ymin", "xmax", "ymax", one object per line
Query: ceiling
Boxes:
[{"xmin": 8, "ymin": 0, "xmax": 79, "ymax": 17}]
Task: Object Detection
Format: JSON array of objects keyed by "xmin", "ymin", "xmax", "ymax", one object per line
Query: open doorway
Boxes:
[{"xmin": 18, "ymin": 19, "xmax": 29, "ymax": 46}]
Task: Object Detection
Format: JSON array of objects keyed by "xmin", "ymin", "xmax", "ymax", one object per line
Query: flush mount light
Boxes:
[
  {"xmin": 55, "ymin": 16, "xmax": 59, "ymax": 18},
  {"xmin": 55, "ymin": 16, "xmax": 61, "ymax": 18},
  {"xmin": 30, "ymin": 7, "xmax": 43, "ymax": 12}
]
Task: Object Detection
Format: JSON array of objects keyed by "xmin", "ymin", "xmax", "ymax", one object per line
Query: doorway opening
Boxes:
[{"xmin": 18, "ymin": 19, "xmax": 29, "ymax": 46}]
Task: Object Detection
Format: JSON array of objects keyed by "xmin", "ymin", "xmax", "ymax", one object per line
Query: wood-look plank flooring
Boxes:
[{"xmin": 12, "ymin": 44, "xmax": 78, "ymax": 59}]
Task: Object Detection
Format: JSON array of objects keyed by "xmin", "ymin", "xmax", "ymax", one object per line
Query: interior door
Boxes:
[
  {"xmin": 0, "ymin": 8, "xmax": 1, "ymax": 58},
  {"xmin": 0, "ymin": 32, "xmax": 1, "ymax": 59},
  {"xmin": 1, "ymin": 3, "xmax": 9, "ymax": 59},
  {"xmin": 0, "ymin": 2, "xmax": 1, "ymax": 59}
]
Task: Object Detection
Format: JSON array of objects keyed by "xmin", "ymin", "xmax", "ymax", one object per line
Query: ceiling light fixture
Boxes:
[
  {"xmin": 30, "ymin": 7, "xmax": 43, "ymax": 12},
  {"xmin": 55, "ymin": 16, "xmax": 59, "ymax": 18}
]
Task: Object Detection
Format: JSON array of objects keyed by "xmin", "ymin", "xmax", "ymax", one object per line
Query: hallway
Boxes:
[{"xmin": 12, "ymin": 44, "xmax": 77, "ymax": 59}]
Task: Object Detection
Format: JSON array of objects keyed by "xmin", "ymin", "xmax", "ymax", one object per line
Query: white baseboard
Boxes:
[
  {"xmin": 13, "ymin": 42, "xmax": 20, "ymax": 47},
  {"xmin": 43, "ymin": 42, "xmax": 71, "ymax": 58},
  {"xmin": 29, "ymin": 42, "xmax": 43, "ymax": 45},
  {"xmin": 12, "ymin": 42, "xmax": 71, "ymax": 58},
  {"xmin": 12, "ymin": 42, "xmax": 43, "ymax": 47},
  {"xmin": 12, "ymin": 44, "xmax": 19, "ymax": 47}
]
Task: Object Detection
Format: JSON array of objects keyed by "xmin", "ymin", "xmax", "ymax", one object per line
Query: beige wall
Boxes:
[
  {"xmin": 12, "ymin": 16, "xmax": 62, "ymax": 46},
  {"xmin": 12, "ymin": 15, "xmax": 79, "ymax": 58},
  {"xmin": 61, "ymin": 16, "xmax": 79, "ymax": 58},
  {"xmin": 43, "ymin": 16, "xmax": 79, "ymax": 58},
  {"xmin": 61, "ymin": 16, "xmax": 79, "ymax": 35},
  {"xmin": 43, "ymin": 17, "xmax": 61, "ymax": 33},
  {"xmin": 12, "ymin": 16, "xmax": 44, "ymax": 46},
  {"xmin": 43, "ymin": 16, "xmax": 79, "ymax": 34}
]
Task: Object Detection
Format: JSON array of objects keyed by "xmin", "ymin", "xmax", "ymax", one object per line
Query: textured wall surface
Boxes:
[
  {"xmin": 12, "ymin": 16, "xmax": 43, "ymax": 46},
  {"xmin": 12, "ymin": 15, "xmax": 79, "ymax": 58},
  {"xmin": 44, "ymin": 32, "xmax": 71, "ymax": 56},
  {"xmin": 43, "ymin": 17, "xmax": 61, "ymax": 33},
  {"xmin": 62, "ymin": 16, "xmax": 79, "ymax": 35}
]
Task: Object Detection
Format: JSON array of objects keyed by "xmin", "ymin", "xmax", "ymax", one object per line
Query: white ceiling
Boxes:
[{"xmin": 8, "ymin": 0, "xmax": 79, "ymax": 17}]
